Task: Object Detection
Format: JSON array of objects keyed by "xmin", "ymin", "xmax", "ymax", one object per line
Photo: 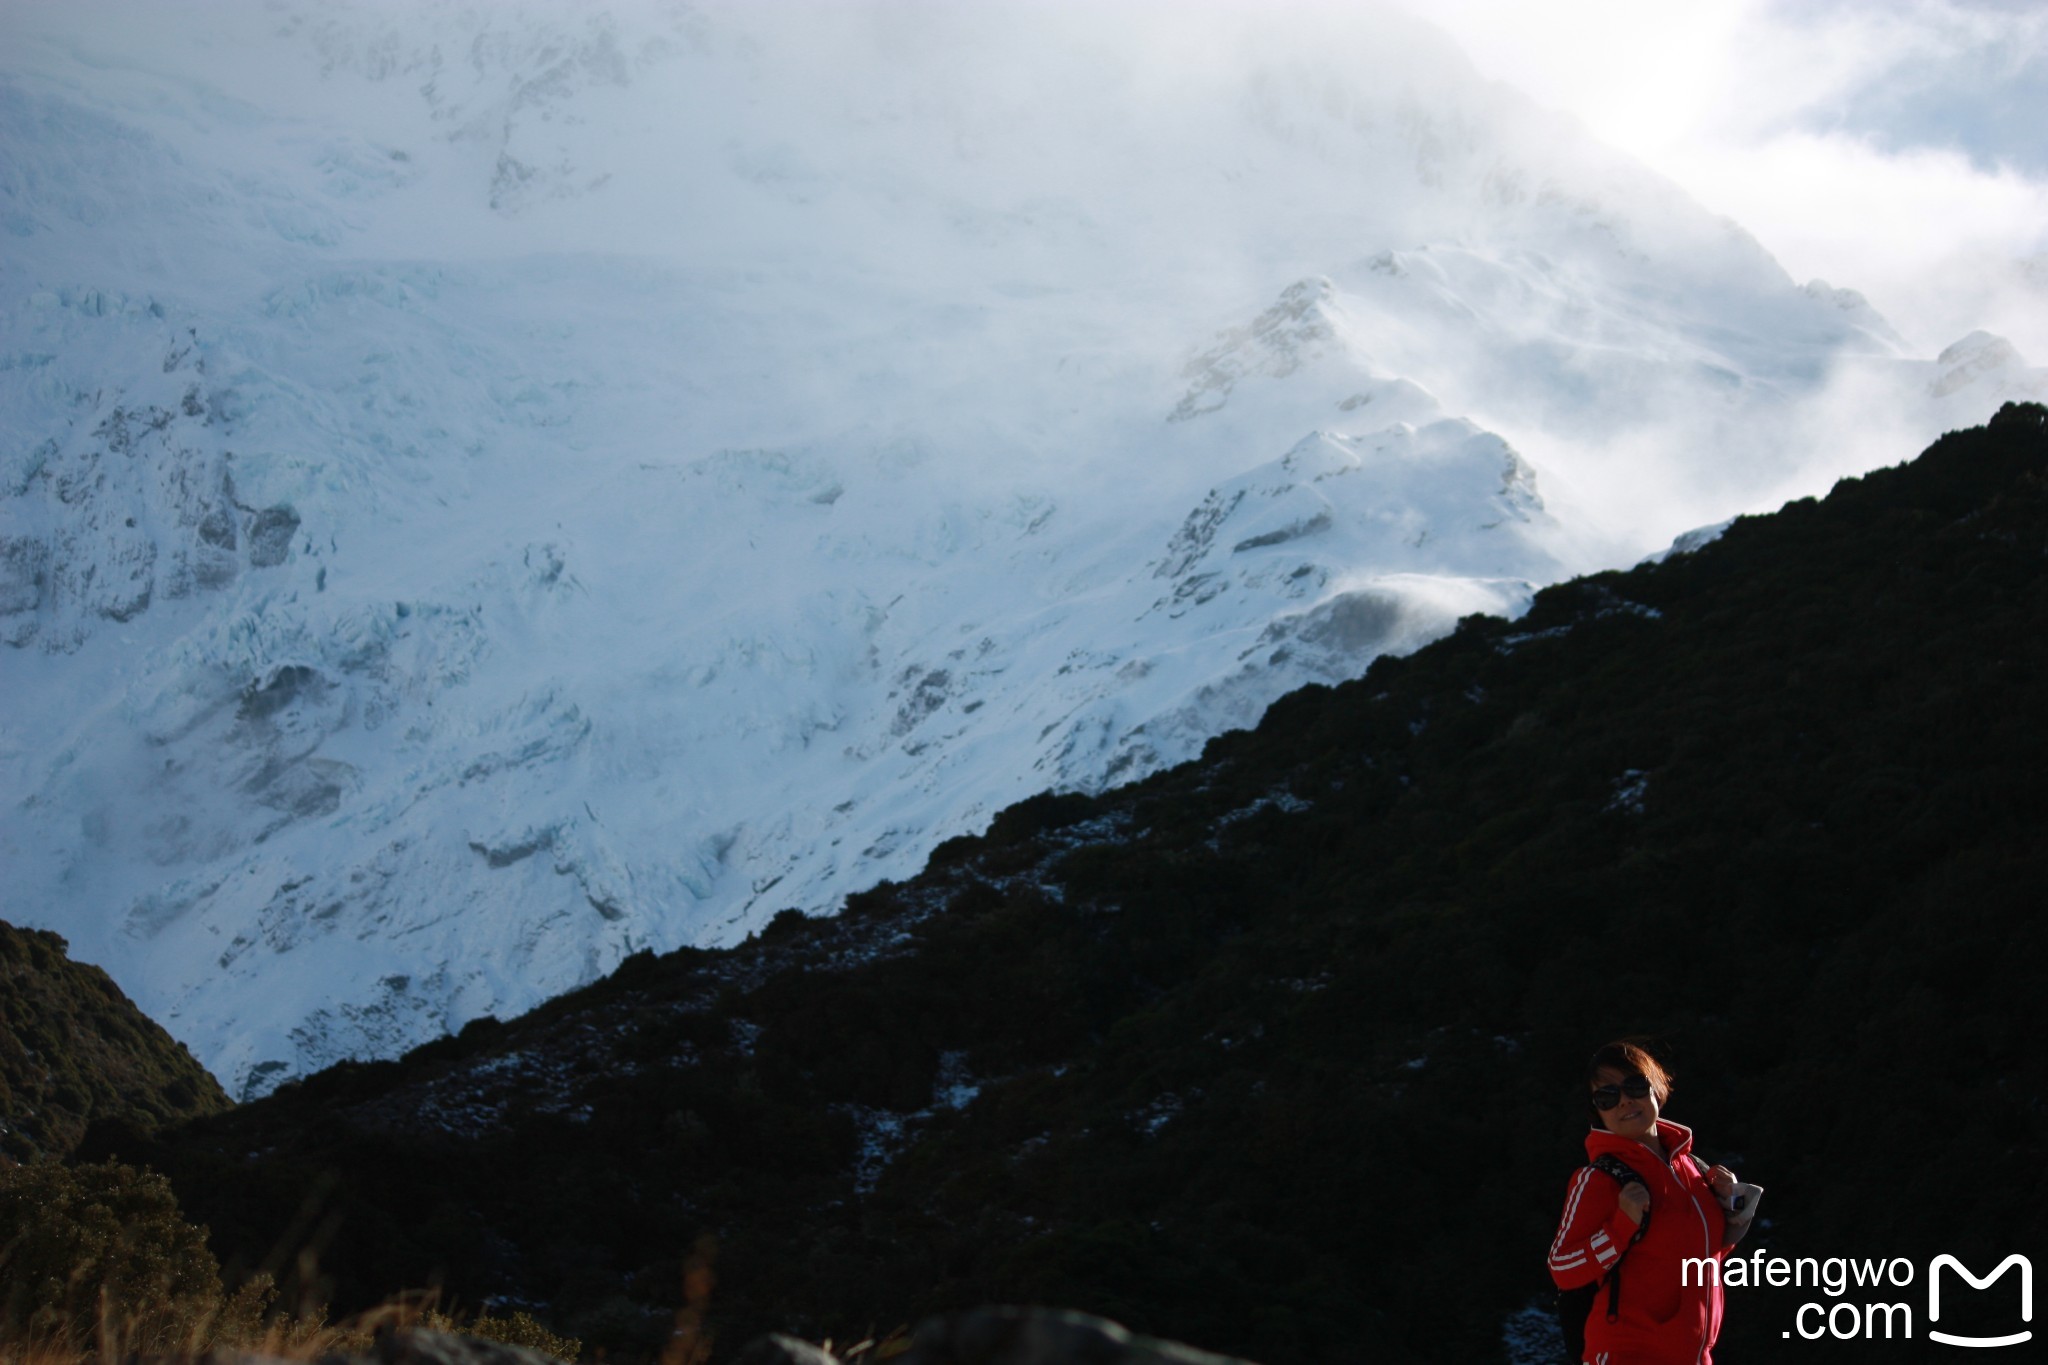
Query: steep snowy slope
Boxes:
[{"xmin": 2, "ymin": 0, "xmax": 2036, "ymax": 1095}]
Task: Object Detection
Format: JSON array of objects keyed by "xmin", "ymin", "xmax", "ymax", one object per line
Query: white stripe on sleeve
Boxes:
[{"xmin": 1550, "ymin": 1169, "xmax": 1594, "ymax": 1257}]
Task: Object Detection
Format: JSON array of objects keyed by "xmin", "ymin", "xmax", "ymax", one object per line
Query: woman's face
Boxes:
[{"xmin": 1592, "ymin": 1065, "xmax": 1660, "ymax": 1141}]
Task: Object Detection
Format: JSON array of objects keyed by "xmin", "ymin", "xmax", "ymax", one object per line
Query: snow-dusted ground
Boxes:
[{"xmin": 2, "ymin": 0, "xmax": 2039, "ymax": 1096}]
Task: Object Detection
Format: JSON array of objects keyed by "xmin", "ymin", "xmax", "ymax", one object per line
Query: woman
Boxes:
[{"xmin": 1547, "ymin": 1041, "xmax": 1749, "ymax": 1365}]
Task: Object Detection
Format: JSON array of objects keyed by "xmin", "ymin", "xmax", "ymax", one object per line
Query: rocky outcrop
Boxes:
[
  {"xmin": 896, "ymin": 1308, "xmax": 1259, "ymax": 1365},
  {"xmin": 1929, "ymin": 330, "xmax": 2044, "ymax": 400},
  {"xmin": 730, "ymin": 1335, "xmax": 844, "ymax": 1365},
  {"xmin": 367, "ymin": 1327, "xmax": 570, "ymax": 1365},
  {"xmin": 1171, "ymin": 278, "xmax": 1341, "ymax": 422},
  {"xmin": 0, "ymin": 296, "xmax": 302, "ymax": 652},
  {"xmin": 184, "ymin": 1315, "xmax": 1251, "ymax": 1365},
  {"xmin": 726, "ymin": 1310, "xmax": 1258, "ymax": 1365}
]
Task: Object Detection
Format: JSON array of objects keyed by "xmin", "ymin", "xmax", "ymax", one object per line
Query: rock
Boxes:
[
  {"xmin": 145, "ymin": 1328, "xmax": 575, "ymax": 1365},
  {"xmin": 899, "ymin": 1307, "xmax": 1259, "ymax": 1365},
  {"xmin": 1170, "ymin": 277, "xmax": 1339, "ymax": 422},
  {"xmin": 730, "ymin": 1334, "xmax": 843, "ymax": 1365},
  {"xmin": 1930, "ymin": 330, "xmax": 2027, "ymax": 399},
  {"xmin": 372, "ymin": 1327, "xmax": 569, "ymax": 1365},
  {"xmin": 0, "ymin": 535, "xmax": 49, "ymax": 637},
  {"xmin": 198, "ymin": 504, "xmax": 239, "ymax": 549},
  {"xmin": 248, "ymin": 504, "xmax": 301, "ymax": 567}
]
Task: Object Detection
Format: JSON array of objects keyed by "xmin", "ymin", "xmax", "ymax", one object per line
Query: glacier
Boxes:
[{"xmin": 1, "ymin": 0, "xmax": 2039, "ymax": 1097}]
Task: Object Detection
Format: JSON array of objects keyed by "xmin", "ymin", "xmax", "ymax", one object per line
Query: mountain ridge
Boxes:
[
  {"xmin": 110, "ymin": 403, "xmax": 2048, "ymax": 1363},
  {"xmin": 0, "ymin": 920, "xmax": 230, "ymax": 1164}
]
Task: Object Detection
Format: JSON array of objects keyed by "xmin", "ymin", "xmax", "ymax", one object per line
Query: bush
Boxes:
[
  {"xmin": 404, "ymin": 1307, "xmax": 580, "ymax": 1361},
  {"xmin": 466, "ymin": 1309, "xmax": 583, "ymax": 1361},
  {"xmin": 0, "ymin": 1159, "xmax": 225, "ymax": 1354}
]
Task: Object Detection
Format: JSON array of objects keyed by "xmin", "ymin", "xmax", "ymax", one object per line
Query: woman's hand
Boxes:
[
  {"xmin": 1619, "ymin": 1180, "xmax": 1652, "ymax": 1225},
  {"xmin": 1706, "ymin": 1165, "xmax": 1737, "ymax": 1202}
]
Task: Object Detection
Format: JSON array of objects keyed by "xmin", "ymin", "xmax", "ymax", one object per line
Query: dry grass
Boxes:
[
  {"xmin": 2, "ymin": 1160, "xmax": 578, "ymax": 1365},
  {"xmin": 0, "ymin": 1288, "xmax": 331, "ymax": 1365},
  {"xmin": 0, "ymin": 1283, "xmax": 585, "ymax": 1365}
]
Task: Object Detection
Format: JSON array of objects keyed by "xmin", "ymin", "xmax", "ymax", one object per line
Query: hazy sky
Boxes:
[{"xmin": 1420, "ymin": 0, "xmax": 2048, "ymax": 357}]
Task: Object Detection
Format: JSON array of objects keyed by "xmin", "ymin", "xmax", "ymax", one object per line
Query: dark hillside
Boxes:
[
  {"xmin": 120, "ymin": 405, "xmax": 2048, "ymax": 1361},
  {"xmin": 1, "ymin": 922, "xmax": 231, "ymax": 1163}
]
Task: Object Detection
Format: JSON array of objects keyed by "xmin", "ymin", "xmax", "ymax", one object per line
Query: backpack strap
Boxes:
[{"xmin": 1588, "ymin": 1154, "xmax": 1650, "ymax": 1322}]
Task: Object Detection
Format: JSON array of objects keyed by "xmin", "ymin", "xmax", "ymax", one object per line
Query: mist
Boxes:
[
  {"xmin": 13, "ymin": 0, "xmax": 2030, "ymax": 542},
  {"xmin": 1427, "ymin": 0, "xmax": 2048, "ymax": 357}
]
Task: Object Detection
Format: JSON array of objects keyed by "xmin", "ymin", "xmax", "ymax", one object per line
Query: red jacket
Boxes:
[{"xmin": 1548, "ymin": 1120, "xmax": 1730, "ymax": 1365}]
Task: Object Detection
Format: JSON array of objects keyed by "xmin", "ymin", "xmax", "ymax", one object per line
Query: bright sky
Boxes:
[{"xmin": 1417, "ymin": 0, "xmax": 2048, "ymax": 358}]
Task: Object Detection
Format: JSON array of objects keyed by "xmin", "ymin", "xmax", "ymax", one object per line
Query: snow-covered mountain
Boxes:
[{"xmin": 2, "ymin": 0, "xmax": 2038, "ymax": 1097}]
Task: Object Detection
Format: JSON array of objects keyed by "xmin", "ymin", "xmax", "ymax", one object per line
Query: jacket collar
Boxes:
[{"xmin": 1585, "ymin": 1117, "xmax": 1694, "ymax": 1166}]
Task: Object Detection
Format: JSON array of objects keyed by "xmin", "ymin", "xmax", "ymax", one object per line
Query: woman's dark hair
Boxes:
[{"xmin": 1587, "ymin": 1039, "xmax": 1674, "ymax": 1110}]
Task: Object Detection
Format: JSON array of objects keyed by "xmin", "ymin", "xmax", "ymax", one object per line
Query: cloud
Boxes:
[
  {"xmin": 1673, "ymin": 131, "xmax": 2048, "ymax": 355},
  {"xmin": 1735, "ymin": 1, "xmax": 2048, "ymax": 171},
  {"xmin": 1414, "ymin": 0, "xmax": 2048, "ymax": 358}
]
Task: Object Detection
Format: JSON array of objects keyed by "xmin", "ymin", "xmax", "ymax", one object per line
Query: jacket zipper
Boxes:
[{"xmin": 1679, "ymin": 1156, "xmax": 1714, "ymax": 1365}]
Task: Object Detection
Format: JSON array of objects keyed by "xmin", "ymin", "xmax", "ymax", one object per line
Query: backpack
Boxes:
[{"xmin": 1556, "ymin": 1154, "xmax": 1650, "ymax": 1364}]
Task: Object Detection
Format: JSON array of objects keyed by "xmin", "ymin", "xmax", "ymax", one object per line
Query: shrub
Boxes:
[
  {"xmin": 0, "ymin": 1159, "xmax": 223, "ymax": 1354},
  {"xmin": 466, "ymin": 1309, "xmax": 583, "ymax": 1361}
]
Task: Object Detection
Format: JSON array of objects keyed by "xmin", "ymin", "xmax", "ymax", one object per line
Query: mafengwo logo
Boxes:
[
  {"xmin": 1929, "ymin": 1254, "xmax": 2032, "ymax": 1349},
  {"xmin": 1687, "ymin": 1251, "xmax": 2032, "ymax": 1345}
]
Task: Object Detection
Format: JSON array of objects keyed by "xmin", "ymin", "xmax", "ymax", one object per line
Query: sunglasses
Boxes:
[{"xmin": 1590, "ymin": 1077, "xmax": 1653, "ymax": 1111}]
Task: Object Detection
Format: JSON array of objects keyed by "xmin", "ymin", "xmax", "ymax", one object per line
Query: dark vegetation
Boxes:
[
  {"xmin": 0, "ymin": 1158, "xmax": 276, "ymax": 1354},
  {"xmin": 59, "ymin": 406, "xmax": 2048, "ymax": 1360},
  {"xmin": 0, "ymin": 922, "xmax": 229, "ymax": 1164},
  {"xmin": 0, "ymin": 1157, "xmax": 581, "ymax": 1360}
]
